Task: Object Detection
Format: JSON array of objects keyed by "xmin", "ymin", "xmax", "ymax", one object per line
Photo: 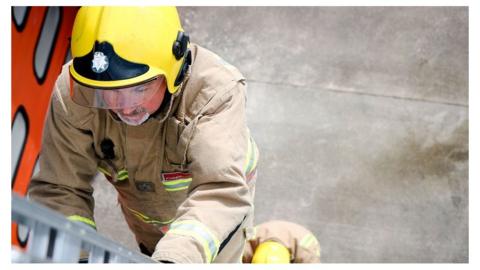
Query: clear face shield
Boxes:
[{"xmin": 71, "ymin": 76, "xmax": 165, "ymax": 110}]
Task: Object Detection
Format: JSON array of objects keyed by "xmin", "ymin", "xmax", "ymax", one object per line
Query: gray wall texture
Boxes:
[{"xmin": 93, "ymin": 7, "xmax": 468, "ymax": 263}]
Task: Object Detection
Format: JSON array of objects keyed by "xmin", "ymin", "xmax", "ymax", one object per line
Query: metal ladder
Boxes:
[{"xmin": 11, "ymin": 192, "xmax": 155, "ymax": 263}]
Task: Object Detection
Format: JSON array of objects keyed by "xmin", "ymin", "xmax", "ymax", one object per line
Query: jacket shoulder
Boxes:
[
  {"xmin": 191, "ymin": 44, "xmax": 244, "ymax": 86},
  {"xmin": 179, "ymin": 44, "xmax": 246, "ymax": 119}
]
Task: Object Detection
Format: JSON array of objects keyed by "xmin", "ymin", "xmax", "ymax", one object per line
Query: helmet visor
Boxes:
[{"xmin": 71, "ymin": 76, "xmax": 164, "ymax": 109}]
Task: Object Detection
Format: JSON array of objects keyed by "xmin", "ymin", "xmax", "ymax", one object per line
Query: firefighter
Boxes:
[
  {"xmin": 28, "ymin": 7, "xmax": 258, "ymax": 263},
  {"xmin": 243, "ymin": 220, "xmax": 321, "ymax": 263}
]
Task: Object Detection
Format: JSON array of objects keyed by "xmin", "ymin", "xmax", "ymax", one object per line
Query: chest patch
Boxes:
[{"xmin": 162, "ymin": 172, "xmax": 192, "ymax": 192}]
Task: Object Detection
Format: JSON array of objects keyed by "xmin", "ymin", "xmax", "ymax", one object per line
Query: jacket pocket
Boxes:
[
  {"xmin": 161, "ymin": 172, "xmax": 192, "ymax": 192},
  {"xmin": 164, "ymin": 115, "xmax": 200, "ymax": 168},
  {"xmin": 161, "ymin": 171, "xmax": 192, "ymax": 208},
  {"xmin": 164, "ymin": 117, "xmax": 186, "ymax": 166}
]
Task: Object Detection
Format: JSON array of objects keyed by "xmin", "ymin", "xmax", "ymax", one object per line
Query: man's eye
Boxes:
[{"xmin": 134, "ymin": 87, "xmax": 146, "ymax": 93}]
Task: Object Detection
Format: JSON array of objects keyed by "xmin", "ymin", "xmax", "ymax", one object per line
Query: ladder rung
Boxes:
[
  {"xmin": 51, "ymin": 231, "xmax": 81, "ymax": 262},
  {"xmin": 27, "ymin": 222, "xmax": 50, "ymax": 260},
  {"xmin": 88, "ymin": 245, "xmax": 106, "ymax": 263}
]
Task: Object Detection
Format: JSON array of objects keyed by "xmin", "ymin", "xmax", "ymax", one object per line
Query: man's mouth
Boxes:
[
  {"xmin": 120, "ymin": 112, "xmax": 142, "ymax": 119},
  {"xmin": 121, "ymin": 112, "xmax": 139, "ymax": 117},
  {"xmin": 115, "ymin": 108, "xmax": 144, "ymax": 118}
]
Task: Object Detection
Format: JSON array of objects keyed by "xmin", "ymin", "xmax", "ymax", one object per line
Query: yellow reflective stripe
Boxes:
[
  {"xmin": 98, "ymin": 167, "xmax": 129, "ymax": 181},
  {"xmin": 98, "ymin": 166, "xmax": 110, "ymax": 176},
  {"xmin": 243, "ymin": 137, "xmax": 258, "ymax": 175},
  {"xmin": 244, "ymin": 137, "xmax": 259, "ymax": 175},
  {"xmin": 163, "ymin": 178, "xmax": 192, "ymax": 192},
  {"xmin": 163, "ymin": 178, "xmax": 192, "ymax": 186},
  {"xmin": 168, "ymin": 220, "xmax": 220, "ymax": 263},
  {"xmin": 126, "ymin": 207, "xmax": 174, "ymax": 225},
  {"xmin": 299, "ymin": 233, "xmax": 318, "ymax": 249},
  {"xmin": 128, "ymin": 207, "xmax": 149, "ymax": 220},
  {"xmin": 164, "ymin": 186, "xmax": 189, "ymax": 192},
  {"xmin": 67, "ymin": 215, "xmax": 96, "ymax": 229},
  {"xmin": 250, "ymin": 139, "xmax": 259, "ymax": 173},
  {"xmin": 300, "ymin": 234, "xmax": 314, "ymax": 247},
  {"xmin": 117, "ymin": 169, "xmax": 129, "ymax": 181},
  {"xmin": 243, "ymin": 136, "xmax": 253, "ymax": 173}
]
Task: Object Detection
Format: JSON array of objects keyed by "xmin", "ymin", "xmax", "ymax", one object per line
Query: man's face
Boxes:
[
  {"xmin": 71, "ymin": 75, "xmax": 168, "ymax": 125},
  {"xmin": 103, "ymin": 77, "xmax": 167, "ymax": 125}
]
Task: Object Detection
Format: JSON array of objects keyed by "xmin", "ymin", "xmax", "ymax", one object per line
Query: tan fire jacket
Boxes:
[
  {"xmin": 28, "ymin": 44, "xmax": 259, "ymax": 263},
  {"xmin": 243, "ymin": 220, "xmax": 321, "ymax": 263}
]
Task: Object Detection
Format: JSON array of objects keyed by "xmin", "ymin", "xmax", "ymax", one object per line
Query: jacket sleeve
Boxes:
[
  {"xmin": 152, "ymin": 81, "xmax": 255, "ymax": 263},
  {"xmin": 28, "ymin": 72, "xmax": 99, "ymax": 229}
]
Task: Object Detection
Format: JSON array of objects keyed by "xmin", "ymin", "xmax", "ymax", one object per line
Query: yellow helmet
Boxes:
[
  {"xmin": 252, "ymin": 241, "xmax": 291, "ymax": 264},
  {"xmin": 69, "ymin": 6, "xmax": 191, "ymax": 95}
]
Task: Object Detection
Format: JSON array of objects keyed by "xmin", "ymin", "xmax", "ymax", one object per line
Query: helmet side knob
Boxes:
[{"xmin": 172, "ymin": 31, "xmax": 189, "ymax": 60}]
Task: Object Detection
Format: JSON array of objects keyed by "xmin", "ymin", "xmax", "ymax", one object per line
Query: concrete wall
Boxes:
[{"xmin": 93, "ymin": 7, "xmax": 468, "ymax": 262}]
